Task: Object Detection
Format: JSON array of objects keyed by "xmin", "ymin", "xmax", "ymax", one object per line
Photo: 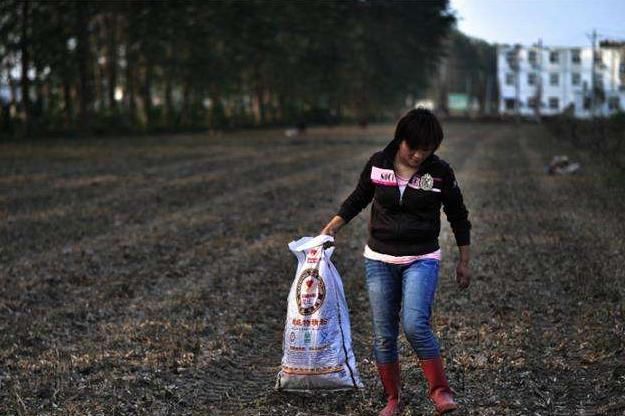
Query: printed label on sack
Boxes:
[
  {"xmin": 281, "ymin": 365, "xmax": 344, "ymax": 375},
  {"xmin": 284, "ymin": 337, "xmax": 339, "ymax": 370},
  {"xmin": 306, "ymin": 248, "xmax": 321, "ymax": 264},
  {"xmin": 290, "ymin": 318, "xmax": 328, "ymax": 328},
  {"xmin": 296, "ymin": 268, "xmax": 326, "ymax": 315}
]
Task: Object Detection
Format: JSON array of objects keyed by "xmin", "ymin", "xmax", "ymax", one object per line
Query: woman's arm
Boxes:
[
  {"xmin": 320, "ymin": 155, "xmax": 375, "ymax": 236},
  {"xmin": 441, "ymin": 164, "xmax": 472, "ymax": 289},
  {"xmin": 456, "ymin": 244, "xmax": 471, "ymax": 289},
  {"xmin": 440, "ymin": 165, "xmax": 471, "ymax": 247},
  {"xmin": 335, "ymin": 155, "xmax": 375, "ymax": 224},
  {"xmin": 320, "ymin": 215, "xmax": 346, "ymax": 236}
]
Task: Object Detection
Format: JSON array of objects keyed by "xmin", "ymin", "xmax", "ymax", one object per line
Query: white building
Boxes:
[{"xmin": 497, "ymin": 43, "xmax": 625, "ymax": 118}]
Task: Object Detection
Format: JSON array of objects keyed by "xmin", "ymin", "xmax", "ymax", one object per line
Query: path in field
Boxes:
[
  {"xmin": 1, "ymin": 123, "xmax": 623, "ymax": 415},
  {"xmin": 436, "ymin": 123, "xmax": 625, "ymax": 416}
]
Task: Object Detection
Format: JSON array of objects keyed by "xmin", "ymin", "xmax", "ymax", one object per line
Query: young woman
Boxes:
[{"xmin": 320, "ymin": 108, "xmax": 471, "ymax": 415}]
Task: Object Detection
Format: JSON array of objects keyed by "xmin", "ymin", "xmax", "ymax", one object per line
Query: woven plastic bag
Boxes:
[{"xmin": 276, "ymin": 235, "xmax": 363, "ymax": 391}]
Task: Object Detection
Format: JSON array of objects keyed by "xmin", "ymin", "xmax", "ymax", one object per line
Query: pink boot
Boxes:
[
  {"xmin": 420, "ymin": 357, "xmax": 458, "ymax": 414},
  {"xmin": 376, "ymin": 361, "xmax": 404, "ymax": 416}
]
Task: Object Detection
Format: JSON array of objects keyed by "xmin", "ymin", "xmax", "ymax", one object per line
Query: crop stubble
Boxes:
[{"xmin": 0, "ymin": 123, "xmax": 623, "ymax": 415}]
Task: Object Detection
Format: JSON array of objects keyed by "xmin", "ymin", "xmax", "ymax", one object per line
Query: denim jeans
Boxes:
[{"xmin": 364, "ymin": 258, "xmax": 441, "ymax": 363}]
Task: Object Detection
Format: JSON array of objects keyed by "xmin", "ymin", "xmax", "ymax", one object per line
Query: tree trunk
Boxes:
[
  {"xmin": 76, "ymin": 2, "xmax": 93, "ymax": 135},
  {"xmin": 8, "ymin": 63, "xmax": 18, "ymax": 108},
  {"xmin": 164, "ymin": 44, "xmax": 174, "ymax": 128},
  {"xmin": 125, "ymin": 46, "xmax": 136, "ymax": 123},
  {"xmin": 164, "ymin": 73, "xmax": 173, "ymax": 128},
  {"xmin": 107, "ymin": 13, "xmax": 118, "ymax": 113},
  {"xmin": 34, "ymin": 66, "xmax": 44, "ymax": 119},
  {"xmin": 2, "ymin": 66, "xmax": 14, "ymax": 134},
  {"xmin": 277, "ymin": 93, "xmax": 285, "ymax": 124},
  {"xmin": 122, "ymin": 4, "xmax": 137, "ymax": 125},
  {"xmin": 62, "ymin": 76, "xmax": 73, "ymax": 127},
  {"xmin": 20, "ymin": 0, "xmax": 31, "ymax": 135},
  {"xmin": 93, "ymin": 16, "xmax": 105, "ymax": 113},
  {"xmin": 255, "ymin": 84, "xmax": 266, "ymax": 125},
  {"xmin": 141, "ymin": 59, "xmax": 153, "ymax": 126},
  {"xmin": 181, "ymin": 80, "xmax": 190, "ymax": 126}
]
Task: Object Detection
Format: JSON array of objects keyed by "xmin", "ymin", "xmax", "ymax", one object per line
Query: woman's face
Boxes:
[{"xmin": 397, "ymin": 140, "xmax": 434, "ymax": 168}]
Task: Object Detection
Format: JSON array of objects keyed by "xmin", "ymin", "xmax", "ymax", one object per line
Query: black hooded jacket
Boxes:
[{"xmin": 337, "ymin": 138, "xmax": 471, "ymax": 256}]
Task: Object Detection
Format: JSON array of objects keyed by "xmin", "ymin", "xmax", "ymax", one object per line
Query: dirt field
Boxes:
[{"xmin": 1, "ymin": 122, "xmax": 624, "ymax": 416}]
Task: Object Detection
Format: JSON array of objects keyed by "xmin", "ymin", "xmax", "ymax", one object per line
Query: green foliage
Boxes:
[
  {"xmin": 0, "ymin": 0, "xmax": 456, "ymax": 138},
  {"xmin": 608, "ymin": 110, "xmax": 625, "ymax": 123}
]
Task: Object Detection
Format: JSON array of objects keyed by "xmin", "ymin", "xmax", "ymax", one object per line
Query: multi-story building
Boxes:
[{"xmin": 497, "ymin": 42, "xmax": 625, "ymax": 118}]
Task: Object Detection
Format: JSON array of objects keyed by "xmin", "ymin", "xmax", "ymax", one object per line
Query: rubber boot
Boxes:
[
  {"xmin": 420, "ymin": 357, "xmax": 458, "ymax": 414},
  {"xmin": 376, "ymin": 361, "xmax": 403, "ymax": 416}
]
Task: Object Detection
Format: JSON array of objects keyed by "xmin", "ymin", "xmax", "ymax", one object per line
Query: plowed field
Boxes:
[{"xmin": 1, "ymin": 122, "xmax": 624, "ymax": 415}]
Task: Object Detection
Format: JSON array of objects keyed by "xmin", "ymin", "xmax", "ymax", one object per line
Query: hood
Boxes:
[
  {"xmin": 382, "ymin": 137, "xmax": 402, "ymax": 159},
  {"xmin": 381, "ymin": 137, "xmax": 439, "ymax": 167}
]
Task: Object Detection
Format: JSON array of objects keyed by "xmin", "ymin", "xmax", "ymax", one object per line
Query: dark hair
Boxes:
[{"xmin": 393, "ymin": 108, "xmax": 443, "ymax": 151}]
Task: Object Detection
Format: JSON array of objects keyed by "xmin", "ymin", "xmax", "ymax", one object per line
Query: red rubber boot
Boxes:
[
  {"xmin": 376, "ymin": 361, "xmax": 403, "ymax": 416},
  {"xmin": 420, "ymin": 357, "xmax": 458, "ymax": 414}
]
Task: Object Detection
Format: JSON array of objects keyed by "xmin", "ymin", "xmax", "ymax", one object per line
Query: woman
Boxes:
[{"xmin": 320, "ymin": 108, "xmax": 471, "ymax": 415}]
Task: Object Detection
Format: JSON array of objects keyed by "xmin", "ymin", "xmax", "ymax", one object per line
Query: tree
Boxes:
[{"xmin": 0, "ymin": 0, "xmax": 458, "ymax": 137}]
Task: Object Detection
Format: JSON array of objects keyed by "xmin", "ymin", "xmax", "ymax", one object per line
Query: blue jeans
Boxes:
[{"xmin": 364, "ymin": 258, "xmax": 441, "ymax": 363}]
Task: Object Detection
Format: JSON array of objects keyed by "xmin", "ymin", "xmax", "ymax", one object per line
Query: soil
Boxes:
[{"xmin": 1, "ymin": 122, "xmax": 624, "ymax": 415}]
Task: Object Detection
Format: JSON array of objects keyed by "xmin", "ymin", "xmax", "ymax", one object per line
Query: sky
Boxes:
[{"xmin": 450, "ymin": 0, "xmax": 625, "ymax": 47}]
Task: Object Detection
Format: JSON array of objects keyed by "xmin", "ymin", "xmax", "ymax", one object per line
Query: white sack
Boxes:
[{"xmin": 276, "ymin": 235, "xmax": 363, "ymax": 391}]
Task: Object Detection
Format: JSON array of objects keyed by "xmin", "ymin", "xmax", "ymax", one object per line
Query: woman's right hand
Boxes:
[
  {"xmin": 320, "ymin": 215, "xmax": 345, "ymax": 236},
  {"xmin": 320, "ymin": 225, "xmax": 336, "ymax": 236}
]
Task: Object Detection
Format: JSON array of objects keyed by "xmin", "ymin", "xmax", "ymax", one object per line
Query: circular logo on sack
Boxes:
[
  {"xmin": 419, "ymin": 173, "xmax": 434, "ymax": 191},
  {"xmin": 296, "ymin": 268, "xmax": 326, "ymax": 315}
]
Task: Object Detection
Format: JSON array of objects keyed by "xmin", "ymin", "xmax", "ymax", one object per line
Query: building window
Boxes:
[
  {"xmin": 549, "ymin": 97, "xmax": 559, "ymax": 109},
  {"xmin": 550, "ymin": 73, "xmax": 559, "ymax": 86},
  {"xmin": 506, "ymin": 51, "xmax": 517, "ymax": 65},
  {"xmin": 528, "ymin": 73, "xmax": 537, "ymax": 85},
  {"xmin": 528, "ymin": 97, "xmax": 539, "ymax": 108},
  {"xmin": 572, "ymin": 73, "xmax": 581, "ymax": 86},
  {"xmin": 571, "ymin": 49, "xmax": 581, "ymax": 64},
  {"xmin": 549, "ymin": 51, "xmax": 559, "ymax": 64},
  {"xmin": 529, "ymin": 50, "xmax": 537, "ymax": 64},
  {"xmin": 595, "ymin": 73, "xmax": 603, "ymax": 88},
  {"xmin": 583, "ymin": 97, "xmax": 591, "ymax": 110},
  {"xmin": 504, "ymin": 98, "xmax": 516, "ymax": 110},
  {"xmin": 594, "ymin": 51, "xmax": 603, "ymax": 64},
  {"xmin": 505, "ymin": 73, "xmax": 515, "ymax": 85},
  {"xmin": 608, "ymin": 97, "xmax": 620, "ymax": 110}
]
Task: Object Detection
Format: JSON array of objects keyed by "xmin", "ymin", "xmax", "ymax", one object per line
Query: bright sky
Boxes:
[{"xmin": 450, "ymin": 0, "xmax": 625, "ymax": 47}]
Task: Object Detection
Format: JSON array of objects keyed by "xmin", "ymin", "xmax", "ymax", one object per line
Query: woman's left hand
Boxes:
[{"xmin": 456, "ymin": 261, "xmax": 471, "ymax": 289}]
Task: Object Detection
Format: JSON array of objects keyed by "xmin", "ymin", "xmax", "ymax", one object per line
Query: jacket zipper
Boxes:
[
  {"xmin": 396, "ymin": 170, "xmax": 420, "ymax": 206},
  {"xmin": 393, "ymin": 170, "xmax": 402, "ymax": 236},
  {"xmin": 395, "ymin": 169, "xmax": 419, "ymax": 236}
]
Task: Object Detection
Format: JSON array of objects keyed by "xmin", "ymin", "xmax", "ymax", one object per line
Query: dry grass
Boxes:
[{"xmin": 1, "ymin": 122, "xmax": 624, "ymax": 415}]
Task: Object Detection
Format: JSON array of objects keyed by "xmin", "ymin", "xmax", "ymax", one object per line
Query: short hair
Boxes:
[{"xmin": 394, "ymin": 108, "xmax": 443, "ymax": 151}]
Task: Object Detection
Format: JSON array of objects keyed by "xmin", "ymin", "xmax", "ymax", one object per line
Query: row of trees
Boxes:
[
  {"xmin": 433, "ymin": 31, "xmax": 498, "ymax": 115},
  {"xmin": 0, "ymin": 0, "xmax": 457, "ymax": 137}
]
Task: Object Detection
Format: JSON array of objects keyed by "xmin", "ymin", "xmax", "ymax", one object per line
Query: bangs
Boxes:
[{"xmin": 394, "ymin": 108, "xmax": 443, "ymax": 151}]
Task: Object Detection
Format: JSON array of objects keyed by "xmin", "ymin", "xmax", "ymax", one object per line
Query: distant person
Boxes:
[
  {"xmin": 285, "ymin": 120, "xmax": 307, "ymax": 138},
  {"xmin": 295, "ymin": 120, "xmax": 307, "ymax": 134},
  {"xmin": 320, "ymin": 108, "xmax": 471, "ymax": 415}
]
